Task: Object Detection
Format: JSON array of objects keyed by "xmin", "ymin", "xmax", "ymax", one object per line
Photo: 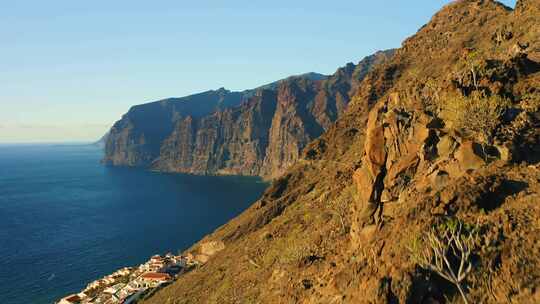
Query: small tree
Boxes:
[
  {"xmin": 465, "ymin": 51, "xmax": 483, "ymax": 90},
  {"xmin": 409, "ymin": 219, "xmax": 478, "ymax": 304},
  {"xmin": 330, "ymin": 186, "xmax": 356, "ymax": 235}
]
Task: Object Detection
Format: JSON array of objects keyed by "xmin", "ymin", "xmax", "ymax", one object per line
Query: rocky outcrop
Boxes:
[{"xmin": 103, "ymin": 51, "xmax": 395, "ymax": 178}]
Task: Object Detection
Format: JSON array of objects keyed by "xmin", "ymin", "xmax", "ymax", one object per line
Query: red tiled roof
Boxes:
[
  {"xmin": 141, "ymin": 272, "xmax": 171, "ymax": 281},
  {"xmin": 65, "ymin": 294, "xmax": 81, "ymax": 302}
]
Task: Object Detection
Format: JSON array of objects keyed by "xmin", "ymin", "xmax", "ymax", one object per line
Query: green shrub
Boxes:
[{"xmin": 443, "ymin": 91, "xmax": 511, "ymax": 144}]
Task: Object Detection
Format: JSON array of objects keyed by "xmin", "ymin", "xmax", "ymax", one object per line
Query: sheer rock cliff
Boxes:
[{"xmin": 103, "ymin": 51, "xmax": 394, "ymax": 179}]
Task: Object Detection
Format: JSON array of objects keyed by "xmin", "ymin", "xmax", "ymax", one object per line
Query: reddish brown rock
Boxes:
[
  {"xmin": 455, "ymin": 140, "xmax": 486, "ymax": 171},
  {"xmin": 364, "ymin": 104, "xmax": 388, "ymax": 176},
  {"xmin": 437, "ymin": 135, "xmax": 458, "ymax": 158},
  {"xmin": 354, "ymin": 102, "xmax": 388, "ymax": 203}
]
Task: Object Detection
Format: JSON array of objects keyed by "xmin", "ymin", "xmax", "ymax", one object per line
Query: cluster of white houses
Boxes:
[{"xmin": 57, "ymin": 253, "xmax": 199, "ymax": 304}]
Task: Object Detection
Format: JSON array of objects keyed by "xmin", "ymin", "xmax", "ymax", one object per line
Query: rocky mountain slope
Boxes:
[
  {"xmin": 103, "ymin": 51, "xmax": 394, "ymax": 179},
  {"xmin": 140, "ymin": 0, "xmax": 540, "ymax": 303}
]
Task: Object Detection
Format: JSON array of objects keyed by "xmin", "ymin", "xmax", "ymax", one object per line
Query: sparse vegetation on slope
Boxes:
[{"xmin": 141, "ymin": 0, "xmax": 540, "ymax": 303}]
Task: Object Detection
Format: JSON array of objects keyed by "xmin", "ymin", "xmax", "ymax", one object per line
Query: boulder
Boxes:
[
  {"xmin": 353, "ymin": 102, "xmax": 388, "ymax": 203},
  {"xmin": 437, "ymin": 135, "xmax": 458, "ymax": 158},
  {"xmin": 386, "ymin": 152, "xmax": 420, "ymax": 183},
  {"xmin": 410, "ymin": 122, "xmax": 430, "ymax": 145},
  {"xmin": 366, "ymin": 125, "xmax": 387, "ymax": 174},
  {"xmin": 353, "ymin": 167, "xmax": 375, "ymax": 205},
  {"xmin": 455, "ymin": 141, "xmax": 486, "ymax": 171},
  {"xmin": 364, "ymin": 105, "xmax": 388, "ymax": 175}
]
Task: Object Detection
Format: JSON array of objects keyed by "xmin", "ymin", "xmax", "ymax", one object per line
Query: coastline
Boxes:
[
  {"xmin": 57, "ymin": 252, "xmax": 203, "ymax": 304},
  {"xmin": 0, "ymin": 143, "xmax": 268, "ymax": 304}
]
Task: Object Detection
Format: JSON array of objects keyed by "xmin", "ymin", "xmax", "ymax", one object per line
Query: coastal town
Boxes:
[
  {"xmin": 57, "ymin": 240, "xmax": 226, "ymax": 304},
  {"xmin": 57, "ymin": 252, "xmax": 200, "ymax": 304}
]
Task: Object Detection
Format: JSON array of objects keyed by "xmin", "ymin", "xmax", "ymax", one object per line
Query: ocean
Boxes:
[{"xmin": 0, "ymin": 144, "xmax": 267, "ymax": 304}]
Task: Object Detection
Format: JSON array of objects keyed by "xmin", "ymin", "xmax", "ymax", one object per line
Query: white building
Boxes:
[{"xmin": 103, "ymin": 283, "xmax": 125, "ymax": 295}]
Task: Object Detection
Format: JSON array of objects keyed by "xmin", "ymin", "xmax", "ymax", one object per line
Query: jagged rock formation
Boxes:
[
  {"xmin": 103, "ymin": 52, "xmax": 394, "ymax": 179},
  {"xmin": 140, "ymin": 1, "xmax": 540, "ymax": 303}
]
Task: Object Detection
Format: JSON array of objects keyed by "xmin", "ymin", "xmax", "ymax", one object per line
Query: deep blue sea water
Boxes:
[{"xmin": 0, "ymin": 144, "xmax": 267, "ymax": 304}]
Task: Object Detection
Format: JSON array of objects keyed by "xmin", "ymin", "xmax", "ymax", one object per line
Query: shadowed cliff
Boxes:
[{"xmin": 102, "ymin": 51, "xmax": 394, "ymax": 179}]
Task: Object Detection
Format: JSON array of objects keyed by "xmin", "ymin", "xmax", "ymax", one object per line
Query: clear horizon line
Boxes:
[{"xmin": 0, "ymin": 140, "xmax": 96, "ymax": 145}]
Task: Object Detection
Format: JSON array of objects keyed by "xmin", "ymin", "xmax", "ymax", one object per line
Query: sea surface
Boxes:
[{"xmin": 0, "ymin": 144, "xmax": 267, "ymax": 304}]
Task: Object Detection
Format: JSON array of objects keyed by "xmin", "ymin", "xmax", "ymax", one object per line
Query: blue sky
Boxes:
[{"xmin": 0, "ymin": 0, "xmax": 516, "ymax": 143}]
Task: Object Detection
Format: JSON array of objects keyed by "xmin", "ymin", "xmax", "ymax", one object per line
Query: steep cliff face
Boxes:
[
  {"xmin": 103, "ymin": 51, "xmax": 394, "ymax": 178},
  {"xmin": 260, "ymin": 78, "xmax": 323, "ymax": 178},
  {"xmin": 103, "ymin": 88, "xmax": 244, "ymax": 167},
  {"xmin": 154, "ymin": 90, "xmax": 278, "ymax": 175},
  {"xmin": 141, "ymin": 1, "xmax": 540, "ymax": 303}
]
